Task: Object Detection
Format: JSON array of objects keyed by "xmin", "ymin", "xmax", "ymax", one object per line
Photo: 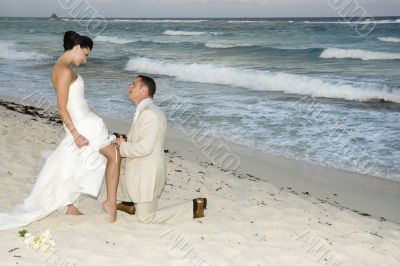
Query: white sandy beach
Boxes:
[{"xmin": 0, "ymin": 99, "xmax": 400, "ymax": 266}]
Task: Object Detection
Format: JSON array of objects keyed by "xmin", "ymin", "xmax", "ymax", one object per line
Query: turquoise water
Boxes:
[{"xmin": 0, "ymin": 17, "xmax": 399, "ymax": 181}]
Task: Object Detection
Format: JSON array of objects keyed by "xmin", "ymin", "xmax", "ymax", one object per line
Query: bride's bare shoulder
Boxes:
[{"xmin": 51, "ymin": 66, "xmax": 76, "ymax": 88}]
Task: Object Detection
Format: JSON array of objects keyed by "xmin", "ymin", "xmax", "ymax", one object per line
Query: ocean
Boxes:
[{"xmin": 0, "ymin": 17, "xmax": 399, "ymax": 181}]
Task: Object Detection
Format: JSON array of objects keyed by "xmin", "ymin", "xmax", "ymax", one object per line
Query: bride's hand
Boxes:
[{"xmin": 74, "ymin": 134, "xmax": 89, "ymax": 148}]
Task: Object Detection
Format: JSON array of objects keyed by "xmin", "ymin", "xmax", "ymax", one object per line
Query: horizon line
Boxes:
[{"xmin": 0, "ymin": 15, "xmax": 399, "ymax": 19}]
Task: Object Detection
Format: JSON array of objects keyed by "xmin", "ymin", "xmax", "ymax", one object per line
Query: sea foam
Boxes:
[
  {"xmin": 126, "ymin": 57, "xmax": 400, "ymax": 103},
  {"xmin": 0, "ymin": 41, "xmax": 48, "ymax": 60},
  {"xmin": 94, "ymin": 35, "xmax": 136, "ymax": 44},
  {"xmin": 163, "ymin": 30, "xmax": 207, "ymax": 36},
  {"xmin": 378, "ymin": 37, "xmax": 400, "ymax": 43},
  {"xmin": 320, "ymin": 48, "xmax": 400, "ymax": 61}
]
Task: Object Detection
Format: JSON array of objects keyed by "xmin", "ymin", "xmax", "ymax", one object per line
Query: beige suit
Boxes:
[
  {"xmin": 120, "ymin": 101, "xmax": 167, "ymax": 204},
  {"xmin": 119, "ymin": 100, "xmax": 192, "ymax": 223}
]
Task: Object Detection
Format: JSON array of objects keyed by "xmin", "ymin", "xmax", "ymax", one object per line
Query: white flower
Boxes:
[{"xmin": 23, "ymin": 230, "xmax": 56, "ymax": 252}]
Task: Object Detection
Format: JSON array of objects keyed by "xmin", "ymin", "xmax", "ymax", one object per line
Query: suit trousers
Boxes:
[{"xmin": 135, "ymin": 198, "xmax": 193, "ymax": 224}]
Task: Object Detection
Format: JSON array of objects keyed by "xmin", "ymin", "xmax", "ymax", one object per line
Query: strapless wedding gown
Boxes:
[{"xmin": 0, "ymin": 75, "xmax": 115, "ymax": 230}]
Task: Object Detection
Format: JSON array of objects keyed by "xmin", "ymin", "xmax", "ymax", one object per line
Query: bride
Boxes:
[{"xmin": 0, "ymin": 31, "xmax": 121, "ymax": 230}]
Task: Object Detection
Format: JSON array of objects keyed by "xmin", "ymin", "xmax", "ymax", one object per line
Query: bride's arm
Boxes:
[{"xmin": 52, "ymin": 68, "xmax": 89, "ymax": 148}]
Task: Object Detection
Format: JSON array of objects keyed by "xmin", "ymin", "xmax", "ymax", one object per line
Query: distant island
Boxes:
[{"xmin": 49, "ymin": 13, "xmax": 59, "ymax": 20}]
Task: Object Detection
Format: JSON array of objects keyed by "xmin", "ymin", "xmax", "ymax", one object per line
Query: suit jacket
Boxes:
[{"xmin": 119, "ymin": 100, "xmax": 167, "ymax": 203}]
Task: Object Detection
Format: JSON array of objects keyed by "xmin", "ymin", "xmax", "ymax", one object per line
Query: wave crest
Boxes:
[
  {"xmin": 111, "ymin": 19, "xmax": 207, "ymax": 23},
  {"xmin": 94, "ymin": 35, "xmax": 135, "ymax": 44},
  {"xmin": 320, "ymin": 48, "xmax": 400, "ymax": 61},
  {"xmin": 0, "ymin": 41, "xmax": 48, "ymax": 60},
  {"xmin": 162, "ymin": 30, "xmax": 206, "ymax": 36},
  {"xmin": 204, "ymin": 42, "xmax": 257, "ymax": 49},
  {"xmin": 204, "ymin": 43, "xmax": 236, "ymax": 48},
  {"xmin": 304, "ymin": 19, "xmax": 400, "ymax": 24},
  {"xmin": 378, "ymin": 37, "xmax": 400, "ymax": 43},
  {"xmin": 126, "ymin": 57, "xmax": 400, "ymax": 103},
  {"xmin": 228, "ymin": 20, "xmax": 266, "ymax": 23}
]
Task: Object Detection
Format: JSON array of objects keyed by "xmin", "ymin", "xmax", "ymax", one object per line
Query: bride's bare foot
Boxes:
[
  {"xmin": 66, "ymin": 205, "xmax": 84, "ymax": 215},
  {"xmin": 102, "ymin": 201, "xmax": 117, "ymax": 223}
]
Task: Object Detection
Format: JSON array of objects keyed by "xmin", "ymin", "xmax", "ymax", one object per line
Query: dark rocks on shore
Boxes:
[
  {"xmin": 0, "ymin": 99, "xmax": 62, "ymax": 126},
  {"xmin": 0, "ymin": 100, "xmax": 134, "ymax": 141}
]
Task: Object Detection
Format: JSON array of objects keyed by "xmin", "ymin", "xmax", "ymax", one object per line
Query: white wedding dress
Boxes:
[{"xmin": 0, "ymin": 74, "xmax": 115, "ymax": 231}]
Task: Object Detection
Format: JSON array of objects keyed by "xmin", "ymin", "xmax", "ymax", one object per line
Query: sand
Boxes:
[{"xmin": 0, "ymin": 98, "xmax": 399, "ymax": 266}]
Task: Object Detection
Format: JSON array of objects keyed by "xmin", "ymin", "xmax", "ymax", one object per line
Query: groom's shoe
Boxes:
[
  {"xmin": 117, "ymin": 201, "xmax": 136, "ymax": 215},
  {"xmin": 193, "ymin": 198, "xmax": 207, "ymax": 219}
]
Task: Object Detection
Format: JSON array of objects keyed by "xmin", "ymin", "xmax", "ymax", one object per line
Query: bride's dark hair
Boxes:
[{"xmin": 63, "ymin": 31, "xmax": 93, "ymax": 51}]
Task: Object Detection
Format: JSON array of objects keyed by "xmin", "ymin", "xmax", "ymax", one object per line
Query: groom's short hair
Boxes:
[{"xmin": 137, "ymin": 75, "xmax": 156, "ymax": 98}]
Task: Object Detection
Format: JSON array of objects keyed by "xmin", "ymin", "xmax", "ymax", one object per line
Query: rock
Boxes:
[{"xmin": 49, "ymin": 13, "xmax": 59, "ymax": 20}]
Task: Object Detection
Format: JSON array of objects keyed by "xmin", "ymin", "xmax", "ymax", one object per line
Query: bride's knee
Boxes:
[
  {"xmin": 100, "ymin": 144, "xmax": 122, "ymax": 165},
  {"xmin": 109, "ymin": 154, "xmax": 121, "ymax": 165},
  {"xmin": 105, "ymin": 152, "xmax": 121, "ymax": 165}
]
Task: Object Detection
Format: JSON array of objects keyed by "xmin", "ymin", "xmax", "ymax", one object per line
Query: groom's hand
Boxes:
[{"xmin": 114, "ymin": 136, "xmax": 125, "ymax": 146}]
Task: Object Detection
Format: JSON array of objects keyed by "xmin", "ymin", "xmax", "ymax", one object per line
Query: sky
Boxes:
[{"xmin": 0, "ymin": 0, "xmax": 399, "ymax": 18}]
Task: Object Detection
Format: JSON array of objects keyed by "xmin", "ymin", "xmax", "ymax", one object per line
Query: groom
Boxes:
[{"xmin": 114, "ymin": 75, "xmax": 207, "ymax": 223}]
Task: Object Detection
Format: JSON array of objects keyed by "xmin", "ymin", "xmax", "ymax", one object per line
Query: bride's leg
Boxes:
[{"xmin": 99, "ymin": 143, "xmax": 121, "ymax": 223}]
